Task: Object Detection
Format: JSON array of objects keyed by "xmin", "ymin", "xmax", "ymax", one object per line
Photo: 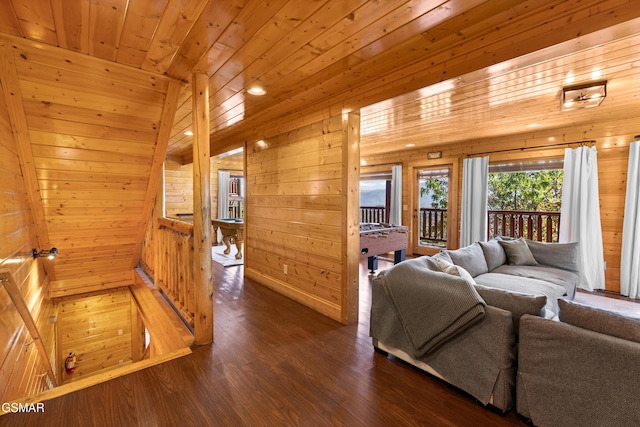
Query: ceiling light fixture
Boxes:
[
  {"xmin": 561, "ymin": 80, "xmax": 607, "ymax": 112},
  {"xmin": 247, "ymin": 86, "xmax": 266, "ymax": 96}
]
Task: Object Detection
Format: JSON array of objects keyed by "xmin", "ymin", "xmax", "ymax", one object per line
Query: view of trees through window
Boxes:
[
  {"xmin": 488, "ymin": 170, "xmax": 563, "ymax": 211},
  {"xmin": 419, "ymin": 162, "xmax": 564, "ymax": 242}
]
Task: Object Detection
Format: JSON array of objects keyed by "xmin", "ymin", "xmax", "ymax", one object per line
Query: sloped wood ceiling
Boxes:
[
  {"xmin": 0, "ymin": 36, "xmax": 177, "ymax": 295},
  {"xmin": 1, "ymin": 0, "xmax": 639, "ymax": 163}
]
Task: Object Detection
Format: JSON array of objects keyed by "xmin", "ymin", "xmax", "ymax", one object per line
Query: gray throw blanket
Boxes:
[{"xmin": 377, "ymin": 257, "xmax": 486, "ymax": 357}]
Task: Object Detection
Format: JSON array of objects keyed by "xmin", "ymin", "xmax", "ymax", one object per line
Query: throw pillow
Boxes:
[
  {"xmin": 432, "ymin": 250, "xmax": 453, "ymax": 264},
  {"xmin": 525, "ymin": 239, "xmax": 579, "ymax": 273},
  {"xmin": 558, "ymin": 299, "xmax": 640, "ymax": 344},
  {"xmin": 445, "ymin": 243, "xmax": 489, "ymax": 277},
  {"xmin": 479, "ymin": 239, "xmax": 507, "ymax": 271},
  {"xmin": 498, "ymin": 237, "xmax": 538, "ymax": 266},
  {"xmin": 433, "ymin": 257, "xmax": 476, "ymax": 285}
]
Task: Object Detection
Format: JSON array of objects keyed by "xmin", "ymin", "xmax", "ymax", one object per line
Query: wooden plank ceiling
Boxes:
[
  {"xmin": 0, "ymin": 0, "xmax": 639, "ymax": 287},
  {"xmin": 2, "ymin": 0, "xmax": 639, "ymax": 162},
  {"xmin": 360, "ymin": 21, "xmax": 640, "ymax": 158}
]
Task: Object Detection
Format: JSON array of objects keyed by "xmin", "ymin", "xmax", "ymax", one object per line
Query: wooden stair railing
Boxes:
[{"xmin": 0, "ymin": 269, "xmax": 57, "ymax": 388}]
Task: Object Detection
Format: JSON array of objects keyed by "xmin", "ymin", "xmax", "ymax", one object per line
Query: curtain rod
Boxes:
[
  {"xmin": 467, "ymin": 140, "xmax": 596, "ymax": 158},
  {"xmin": 361, "ymin": 162, "xmax": 402, "ymax": 168}
]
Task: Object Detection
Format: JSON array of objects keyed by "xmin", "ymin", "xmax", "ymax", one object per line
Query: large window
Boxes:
[{"xmin": 488, "ymin": 160, "xmax": 563, "ymax": 241}]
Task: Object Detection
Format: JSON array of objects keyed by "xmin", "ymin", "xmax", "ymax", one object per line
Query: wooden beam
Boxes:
[
  {"xmin": 0, "ymin": 269, "xmax": 58, "ymax": 388},
  {"xmin": 132, "ymin": 80, "xmax": 182, "ymax": 268},
  {"xmin": 341, "ymin": 111, "xmax": 361, "ymax": 324},
  {"xmin": 192, "ymin": 73, "xmax": 213, "ymax": 344},
  {"xmin": 0, "ymin": 36, "xmax": 55, "ymax": 281}
]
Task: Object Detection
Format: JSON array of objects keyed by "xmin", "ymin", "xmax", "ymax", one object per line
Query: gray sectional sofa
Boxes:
[
  {"xmin": 517, "ymin": 299, "xmax": 640, "ymax": 427},
  {"xmin": 370, "ymin": 237, "xmax": 581, "ymax": 413}
]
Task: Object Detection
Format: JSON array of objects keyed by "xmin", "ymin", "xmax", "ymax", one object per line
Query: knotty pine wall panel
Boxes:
[
  {"xmin": 245, "ymin": 115, "xmax": 353, "ymax": 321},
  {"xmin": 56, "ymin": 288, "xmax": 133, "ymax": 384},
  {"xmin": 7, "ymin": 36, "xmax": 175, "ymax": 290},
  {"xmin": 0, "ymin": 79, "xmax": 52, "ymax": 402}
]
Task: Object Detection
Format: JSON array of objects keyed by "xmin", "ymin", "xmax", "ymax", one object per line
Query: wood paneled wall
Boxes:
[
  {"xmin": 244, "ymin": 113, "xmax": 360, "ymax": 323},
  {"xmin": 0, "ymin": 75, "xmax": 52, "ymax": 401},
  {"xmin": 363, "ymin": 122, "xmax": 638, "ymax": 294},
  {"xmin": 56, "ymin": 288, "xmax": 136, "ymax": 384},
  {"xmin": 0, "ymin": 35, "xmax": 176, "ymax": 298}
]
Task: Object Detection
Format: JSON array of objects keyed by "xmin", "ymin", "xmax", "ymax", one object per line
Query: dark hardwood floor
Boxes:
[{"xmin": 1, "ymin": 259, "xmax": 526, "ymax": 427}]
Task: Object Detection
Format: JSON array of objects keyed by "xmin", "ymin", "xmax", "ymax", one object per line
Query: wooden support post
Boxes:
[
  {"xmin": 192, "ymin": 74, "xmax": 213, "ymax": 344},
  {"xmin": 341, "ymin": 111, "xmax": 361, "ymax": 324},
  {"xmin": 0, "ymin": 269, "xmax": 58, "ymax": 387}
]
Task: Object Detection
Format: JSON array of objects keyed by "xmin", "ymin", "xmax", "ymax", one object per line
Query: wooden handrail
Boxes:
[
  {"xmin": 158, "ymin": 217, "xmax": 194, "ymax": 235},
  {"xmin": 0, "ymin": 269, "xmax": 57, "ymax": 388}
]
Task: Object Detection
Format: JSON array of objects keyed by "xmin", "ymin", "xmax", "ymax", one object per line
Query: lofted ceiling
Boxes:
[{"xmin": 2, "ymin": 0, "xmax": 639, "ymax": 164}]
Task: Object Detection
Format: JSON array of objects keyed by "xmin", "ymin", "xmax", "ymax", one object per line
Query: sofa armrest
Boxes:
[{"xmin": 516, "ymin": 315, "xmax": 640, "ymax": 427}]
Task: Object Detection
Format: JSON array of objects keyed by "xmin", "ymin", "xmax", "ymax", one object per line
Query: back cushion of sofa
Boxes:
[
  {"xmin": 525, "ymin": 239, "xmax": 579, "ymax": 273},
  {"xmin": 445, "ymin": 243, "xmax": 489, "ymax": 277},
  {"xmin": 558, "ymin": 299, "xmax": 640, "ymax": 343},
  {"xmin": 474, "ymin": 284, "xmax": 546, "ymax": 336},
  {"xmin": 479, "ymin": 239, "xmax": 507, "ymax": 271}
]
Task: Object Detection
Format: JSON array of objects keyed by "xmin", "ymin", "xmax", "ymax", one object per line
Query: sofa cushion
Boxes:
[
  {"xmin": 446, "ymin": 243, "xmax": 489, "ymax": 277},
  {"xmin": 498, "ymin": 238, "xmax": 538, "ymax": 266},
  {"xmin": 479, "ymin": 239, "xmax": 507, "ymax": 271},
  {"xmin": 491, "ymin": 265, "xmax": 578, "ymax": 299},
  {"xmin": 525, "ymin": 239, "xmax": 579, "ymax": 273},
  {"xmin": 474, "ymin": 272, "xmax": 565, "ymax": 317},
  {"xmin": 558, "ymin": 299, "xmax": 640, "ymax": 344},
  {"xmin": 473, "ymin": 284, "xmax": 546, "ymax": 336}
]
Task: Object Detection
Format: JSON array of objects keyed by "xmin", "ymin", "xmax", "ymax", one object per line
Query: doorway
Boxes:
[{"xmin": 413, "ymin": 166, "xmax": 451, "ymax": 255}]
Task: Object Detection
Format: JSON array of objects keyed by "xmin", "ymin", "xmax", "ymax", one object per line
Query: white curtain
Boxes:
[
  {"xmin": 389, "ymin": 165, "xmax": 402, "ymax": 225},
  {"xmin": 218, "ymin": 171, "xmax": 230, "ymax": 219},
  {"xmin": 217, "ymin": 171, "xmax": 230, "ymax": 244},
  {"xmin": 620, "ymin": 141, "xmax": 640, "ymax": 298},
  {"xmin": 559, "ymin": 146, "xmax": 605, "ymax": 291},
  {"xmin": 460, "ymin": 156, "xmax": 489, "ymax": 247}
]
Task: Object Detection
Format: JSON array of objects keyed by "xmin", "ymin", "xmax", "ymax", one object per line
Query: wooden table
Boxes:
[{"xmin": 212, "ymin": 218, "xmax": 244, "ymax": 259}]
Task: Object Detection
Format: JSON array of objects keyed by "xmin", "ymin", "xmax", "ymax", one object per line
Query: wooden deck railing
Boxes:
[
  {"xmin": 359, "ymin": 207, "xmax": 561, "ymax": 243},
  {"xmin": 419, "ymin": 208, "xmax": 447, "ymax": 243},
  {"xmin": 156, "ymin": 218, "xmax": 195, "ymax": 327},
  {"xmin": 361, "ymin": 206, "xmax": 386, "ymax": 223},
  {"xmin": 488, "ymin": 210, "xmax": 560, "ymax": 242}
]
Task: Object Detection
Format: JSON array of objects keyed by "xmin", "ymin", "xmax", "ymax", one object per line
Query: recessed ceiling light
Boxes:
[
  {"xmin": 247, "ymin": 86, "xmax": 266, "ymax": 96},
  {"xmin": 184, "ymin": 131, "xmax": 193, "ymax": 136},
  {"xmin": 406, "ymin": 143, "xmax": 415, "ymax": 147}
]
